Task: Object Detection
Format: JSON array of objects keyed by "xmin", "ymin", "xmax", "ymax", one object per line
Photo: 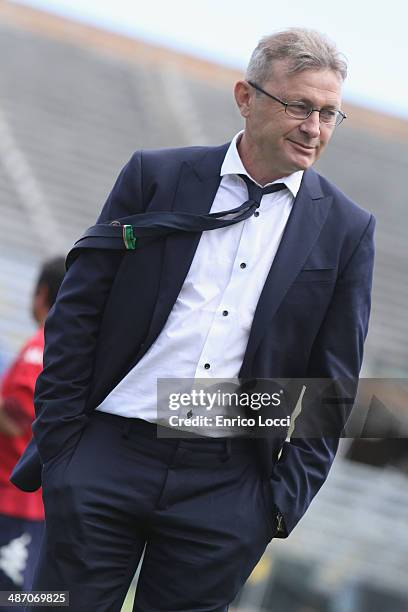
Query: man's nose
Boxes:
[{"xmin": 299, "ymin": 110, "xmax": 321, "ymax": 138}]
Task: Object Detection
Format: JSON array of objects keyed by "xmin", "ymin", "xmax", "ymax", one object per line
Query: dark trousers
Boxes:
[{"xmin": 29, "ymin": 412, "xmax": 276, "ymax": 611}]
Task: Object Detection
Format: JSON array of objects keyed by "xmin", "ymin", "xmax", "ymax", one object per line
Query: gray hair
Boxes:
[{"xmin": 245, "ymin": 28, "xmax": 347, "ymax": 85}]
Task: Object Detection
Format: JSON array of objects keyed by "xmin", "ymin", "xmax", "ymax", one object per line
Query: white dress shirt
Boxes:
[{"xmin": 96, "ymin": 132, "xmax": 303, "ymax": 433}]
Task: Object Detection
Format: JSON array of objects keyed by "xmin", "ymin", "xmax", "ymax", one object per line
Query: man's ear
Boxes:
[
  {"xmin": 32, "ymin": 283, "xmax": 50, "ymax": 325},
  {"xmin": 37, "ymin": 284, "xmax": 50, "ymax": 310},
  {"xmin": 234, "ymin": 80, "xmax": 252, "ymax": 118}
]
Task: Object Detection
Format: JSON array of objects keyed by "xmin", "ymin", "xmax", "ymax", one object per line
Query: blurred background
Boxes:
[{"xmin": 0, "ymin": 0, "xmax": 407, "ymax": 610}]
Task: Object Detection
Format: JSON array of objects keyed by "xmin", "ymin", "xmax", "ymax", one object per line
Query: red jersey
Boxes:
[{"xmin": 0, "ymin": 328, "xmax": 44, "ymax": 520}]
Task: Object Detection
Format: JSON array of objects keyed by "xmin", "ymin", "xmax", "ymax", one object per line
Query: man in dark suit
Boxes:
[{"xmin": 12, "ymin": 28, "xmax": 375, "ymax": 611}]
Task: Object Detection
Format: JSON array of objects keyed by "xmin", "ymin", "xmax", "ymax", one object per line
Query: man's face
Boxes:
[{"xmin": 235, "ymin": 60, "xmax": 343, "ymax": 177}]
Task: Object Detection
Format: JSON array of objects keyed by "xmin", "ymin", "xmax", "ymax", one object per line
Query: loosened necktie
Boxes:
[{"xmin": 68, "ymin": 175, "xmax": 286, "ymax": 261}]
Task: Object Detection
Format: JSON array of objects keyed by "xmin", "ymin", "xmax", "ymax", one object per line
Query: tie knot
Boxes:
[{"xmin": 239, "ymin": 174, "xmax": 286, "ymax": 206}]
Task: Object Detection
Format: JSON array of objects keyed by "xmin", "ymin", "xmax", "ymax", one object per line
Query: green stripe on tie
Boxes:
[{"xmin": 122, "ymin": 225, "xmax": 137, "ymax": 250}]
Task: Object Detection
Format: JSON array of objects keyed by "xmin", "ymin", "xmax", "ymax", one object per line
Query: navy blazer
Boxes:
[{"xmin": 11, "ymin": 143, "xmax": 375, "ymax": 536}]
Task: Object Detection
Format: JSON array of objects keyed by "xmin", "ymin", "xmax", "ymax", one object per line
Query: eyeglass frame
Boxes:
[{"xmin": 247, "ymin": 80, "xmax": 347, "ymax": 127}]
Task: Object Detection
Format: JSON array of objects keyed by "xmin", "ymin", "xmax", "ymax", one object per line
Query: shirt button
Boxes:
[
  {"xmin": 240, "ymin": 262, "xmax": 247, "ymax": 269},
  {"xmin": 204, "ymin": 363, "xmax": 211, "ymax": 369},
  {"xmin": 222, "ymin": 310, "xmax": 229, "ymax": 316},
  {"xmin": 254, "ymin": 211, "xmax": 260, "ymax": 217}
]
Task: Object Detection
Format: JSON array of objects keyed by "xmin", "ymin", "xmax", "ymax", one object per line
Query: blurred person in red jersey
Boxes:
[{"xmin": 0, "ymin": 257, "xmax": 65, "ymax": 596}]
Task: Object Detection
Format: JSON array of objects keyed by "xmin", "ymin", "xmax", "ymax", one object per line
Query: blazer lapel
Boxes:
[
  {"xmin": 240, "ymin": 168, "xmax": 333, "ymax": 375},
  {"xmin": 141, "ymin": 143, "xmax": 229, "ymax": 354}
]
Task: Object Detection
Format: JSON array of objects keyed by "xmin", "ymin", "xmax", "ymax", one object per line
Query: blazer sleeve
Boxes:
[
  {"xmin": 32, "ymin": 151, "xmax": 144, "ymax": 464},
  {"xmin": 268, "ymin": 213, "xmax": 376, "ymax": 536}
]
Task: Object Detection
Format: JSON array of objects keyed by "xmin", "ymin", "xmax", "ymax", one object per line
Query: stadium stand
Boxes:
[{"xmin": 234, "ymin": 459, "xmax": 408, "ymax": 611}]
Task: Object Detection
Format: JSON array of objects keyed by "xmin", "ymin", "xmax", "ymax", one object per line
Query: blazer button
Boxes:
[
  {"xmin": 204, "ymin": 363, "xmax": 210, "ymax": 370},
  {"xmin": 240, "ymin": 262, "xmax": 247, "ymax": 269}
]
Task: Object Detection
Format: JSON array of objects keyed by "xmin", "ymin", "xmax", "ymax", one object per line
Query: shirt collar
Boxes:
[{"xmin": 220, "ymin": 130, "xmax": 303, "ymax": 198}]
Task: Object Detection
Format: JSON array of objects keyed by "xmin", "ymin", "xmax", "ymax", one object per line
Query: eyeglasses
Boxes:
[{"xmin": 247, "ymin": 81, "xmax": 347, "ymax": 127}]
